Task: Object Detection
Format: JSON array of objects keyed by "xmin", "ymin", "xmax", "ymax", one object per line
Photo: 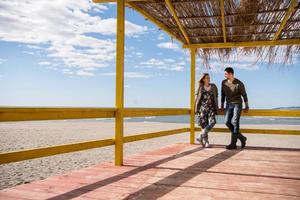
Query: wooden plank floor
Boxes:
[{"xmin": 1, "ymin": 143, "xmax": 300, "ymax": 200}]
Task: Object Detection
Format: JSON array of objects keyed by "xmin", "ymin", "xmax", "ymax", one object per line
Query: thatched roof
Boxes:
[{"xmin": 125, "ymin": 0, "xmax": 300, "ymax": 66}]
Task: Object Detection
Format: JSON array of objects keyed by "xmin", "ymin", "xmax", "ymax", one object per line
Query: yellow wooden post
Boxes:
[
  {"xmin": 190, "ymin": 48, "xmax": 196, "ymax": 144},
  {"xmin": 115, "ymin": 0, "xmax": 125, "ymax": 166}
]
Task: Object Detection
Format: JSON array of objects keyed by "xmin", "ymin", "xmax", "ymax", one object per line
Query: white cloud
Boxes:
[
  {"xmin": 0, "ymin": 58, "xmax": 7, "ymax": 64},
  {"xmin": 38, "ymin": 61, "xmax": 51, "ymax": 65},
  {"xmin": 138, "ymin": 58, "xmax": 185, "ymax": 71},
  {"xmin": 23, "ymin": 51, "xmax": 35, "ymax": 55},
  {"xmin": 157, "ymin": 42, "xmax": 179, "ymax": 50},
  {"xmin": 0, "ymin": 0, "xmax": 147, "ymax": 75},
  {"xmin": 135, "ymin": 52, "xmax": 143, "ymax": 58},
  {"xmin": 99, "ymin": 72, "xmax": 150, "ymax": 78},
  {"xmin": 62, "ymin": 68, "xmax": 74, "ymax": 75},
  {"xmin": 100, "ymin": 72, "xmax": 116, "ymax": 76},
  {"xmin": 26, "ymin": 45, "xmax": 42, "ymax": 49},
  {"xmin": 125, "ymin": 72, "xmax": 150, "ymax": 78},
  {"xmin": 76, "ymin": 70, "xmax": 94, "ymax": 77},
  {"xmin": 157, "ymin": 33, "xmax": 164, "ymax": 40}
]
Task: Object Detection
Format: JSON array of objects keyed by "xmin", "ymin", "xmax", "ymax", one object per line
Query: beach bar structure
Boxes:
[
  {"xmin": 0, "ymin": 0, "xmax": 300, "ymax": 200},
  {"xmin": 1, "ymin": 0, "xmax": 300, "ymax": 199}
]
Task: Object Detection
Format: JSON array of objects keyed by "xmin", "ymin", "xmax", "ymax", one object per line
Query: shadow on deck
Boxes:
[{"xmin": 1, "ymin": 143, "xmax": 300, "ymax": 200}]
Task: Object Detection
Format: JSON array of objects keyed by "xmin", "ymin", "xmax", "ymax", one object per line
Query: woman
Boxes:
[{"xmin": 195, "ymin": 73, "xmax": 218, "ymax": 148}]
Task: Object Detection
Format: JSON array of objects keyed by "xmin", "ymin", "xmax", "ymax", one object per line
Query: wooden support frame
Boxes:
[
  {"xmin": 165, "ymin": 0, "xmax": 191, "ymax": 44},
  {"xmin": 220, "ymin": 0, "xmax": 226, "ymax": 43},
  {"xmin": 183, "ymin": 39, "xmax": 300, "ymax": 49},
  {"xmin": 274, "ymin": 0, "xmax": 298, "ymax": 40},
  {"xmin": 115, "ymin": 0, "xmax": 125, "ymax": 166},
  {"xmin": 190, "ymin": 48, "xmax": 196, "ymax": 144}
]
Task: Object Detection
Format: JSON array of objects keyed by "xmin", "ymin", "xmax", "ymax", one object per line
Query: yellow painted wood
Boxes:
[
  {"xmin": 124, "ymin": 108, "xmax": 190, "ymax": 117},
  {"xmin": 126, "ymin": 2, "xmax": 184, "ymax": 44},
  {"xmin": 0, "ymin": 107, "xmax": 115, "ymax": 122},
  {"xmin": 1, "ymin": 108, "xmax": 299, "ymax": 122},
  {"xmin": 220, "ymin": 0, "xmax": 226, "ymax": 43},
  {"xmin": 195, "ymin": 127, "xmax": 300, "ymax": 135},
  {"xmin": 273, "ymin": 0, "xmax": 298, "ymax": 40},
  {"xmin": 124, "ymin": 128, "xmax": 190, "ymax": 143},
  {"xmin": 115, "ymin": 0, "xmax": 125, "ymax": 166},
  {"xmin": 231, "ymin": 109, "xmax": 300, "ymax": 117},
  {"xmin": 190, "ymin": 48, "xmax": 196, "ymax": 144},
  {"xmin": 93, "ymin": 0, "xmax": 147, "ymax": 2},
  {"xmin": 165, "ymin": 0, "xmax": 191, "ymax": 44},
  {"xmin": 183, "ymin": 39, "xmax": 300, "ymax": 49},
  {"xmin": 0, "ymin": 139, "xmax": 115, "ymax": 165}
]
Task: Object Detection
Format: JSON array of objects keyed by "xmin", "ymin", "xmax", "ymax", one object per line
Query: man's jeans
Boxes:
[{"xmin": 224, "ymin": 103, "xmax": 242, "ymax": 135}]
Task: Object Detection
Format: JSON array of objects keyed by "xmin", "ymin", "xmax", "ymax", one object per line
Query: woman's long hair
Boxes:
[{"xmin": 199, "ymin": 73, "xmax": 209, "ymax": 87}]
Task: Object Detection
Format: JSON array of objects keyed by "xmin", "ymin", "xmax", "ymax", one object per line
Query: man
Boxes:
[{"xmin": 221, "ymin": 67, "xmax": 249, "ymax": 149}]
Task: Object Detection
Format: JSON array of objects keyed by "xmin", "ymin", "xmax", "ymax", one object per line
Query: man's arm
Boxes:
[{"xmin": 240, "ymin": 82, "xmax": 249, "ymax": 111}]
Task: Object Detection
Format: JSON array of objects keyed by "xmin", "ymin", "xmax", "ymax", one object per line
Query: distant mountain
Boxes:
[{"xmin": 272, "ymin": 106, "xmax": 300, "ymax": 110}]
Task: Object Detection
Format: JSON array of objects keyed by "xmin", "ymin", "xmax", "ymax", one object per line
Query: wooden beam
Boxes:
[
  {"xmin": 124, "ymin": 108, "xmax": 189, "ymax": 117},
  {"xmin": 183, "ymin": 39, "xmax": 300, "ymax": 49},
  {"xmin": 115, "ymin": 0, "xmax": 125, "ymax": 166},
  {"xmin": 94, "ymin": 0, "xmax": 217, "ymax": 4},
  {"xmin": 273, "ymin": 0, "xmax": 298, "ymax": 40},
  {"xmin": 0, "ymin": 139, "xmax": 115, "ymax": 164},
  {"xmin": 220, "ymin": 0, "xmax": 226, "ymax": 42},
  {"xmin": 190, "ymin": 31, "xmax": 279, "ymax": 39},
  {"xmin": 0, "ymin": 107, "xmax": 115, "ymax": 122},
  {"xmin": 93, "ymin": 0, "xmax": 147, "ymax": 3},
  {"xmin": 189, "ymin": 30, "xmax": 299, "ymax": 39},
  {"xmin": 190, "ymin": 48, "xmax": 196, "ymax": 144},
  {"xmin": 165, "ymin": 0, "xmax": 191, "ymax": 44},
  {"xmin": 126, "ymin": 2, "xmax": 184, "ymax": 44}
]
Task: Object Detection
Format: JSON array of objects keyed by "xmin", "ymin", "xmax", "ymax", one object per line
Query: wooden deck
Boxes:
[{"xmin": 1, "ymin": 143, "xmax": 300, "ymax": 200}]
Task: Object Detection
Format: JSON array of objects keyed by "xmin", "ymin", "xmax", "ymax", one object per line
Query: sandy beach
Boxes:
[{"xmin": 1, "ymin": 121, "xmax": 300, "ymax": 190}]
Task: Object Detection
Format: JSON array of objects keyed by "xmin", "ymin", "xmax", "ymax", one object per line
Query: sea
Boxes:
[{"xmin": 85, "ymin": 115, "xmax": 300, "ymax": 125}]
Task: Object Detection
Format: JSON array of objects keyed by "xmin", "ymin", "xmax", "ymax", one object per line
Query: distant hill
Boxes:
[{"xmin": 272, "ymin": 106, "xmax": 300, "ymax": 110}]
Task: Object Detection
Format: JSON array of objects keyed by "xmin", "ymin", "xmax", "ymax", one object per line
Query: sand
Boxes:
[{"xmin": 1, "ymin": 121, "xmax": 300, "ymax": 190}]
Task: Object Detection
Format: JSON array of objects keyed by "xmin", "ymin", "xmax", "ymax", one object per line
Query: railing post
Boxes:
[
  {"xmin": 190, "ymin": 48, "xmax": 196, "ymax": 144},
  {"xmin": 115, "ymin": 0, "xmax": 125, "ymax": 166}
]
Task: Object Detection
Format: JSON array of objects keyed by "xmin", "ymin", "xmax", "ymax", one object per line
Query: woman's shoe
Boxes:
[
  {"xmin": 205, "ymin": 141, "xmax": 212, "ymax": 148},
  {"xmin": 196, "ymin": 134, "xmax": 204, "ymax": 147},
  {"xmin": 203, "ymin": 136, "xmax": 211, "ymax": 148}
]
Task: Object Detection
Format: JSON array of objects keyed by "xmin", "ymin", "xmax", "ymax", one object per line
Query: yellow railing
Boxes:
[{"xmin": 0, "ymin": 107, "xmax": 300, "ymax": 165}]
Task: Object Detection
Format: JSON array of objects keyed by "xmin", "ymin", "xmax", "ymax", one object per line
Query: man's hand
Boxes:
[
  {"xmin": 220, "ymin": 103, "xmax": 225, "ymax": 112},
  {"xmin": 243, "ymin": 107, "xmax": 249, "ymax": 113},
  {"xmin": 243, "ymin": 102, "xmax": 249, "ymax": 113},
  {"xmin": 220, "ymin": 107, "xmax": 225, "ymax": 113}
]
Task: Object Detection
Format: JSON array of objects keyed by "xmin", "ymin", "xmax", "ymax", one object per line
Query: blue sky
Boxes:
[{"xmin": 0, "ymin": 0, "xmax": 299, "ymax": 109}]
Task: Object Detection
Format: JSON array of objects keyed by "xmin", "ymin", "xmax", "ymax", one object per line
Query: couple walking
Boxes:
[{"xmin": 195, "ymin": 67, "xmax": 249, "ymax": 149}]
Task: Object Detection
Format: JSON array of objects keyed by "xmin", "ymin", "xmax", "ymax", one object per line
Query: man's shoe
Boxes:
[
  {"xmin": 238, "ymin": 133, "xmax": 247, "ymax": 148},
  {"xmin": 226, "ymin": 144, "xmax": 237, "ymax": 149},
  {"xmin": 226, "ymin": 133, "xmax": 238, "ymax": 150}
]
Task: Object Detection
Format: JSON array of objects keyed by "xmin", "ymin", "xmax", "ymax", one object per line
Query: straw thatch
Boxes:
[{"xmin": 128, "ymin": 0, "xmax": 300, "ymax": 67}]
